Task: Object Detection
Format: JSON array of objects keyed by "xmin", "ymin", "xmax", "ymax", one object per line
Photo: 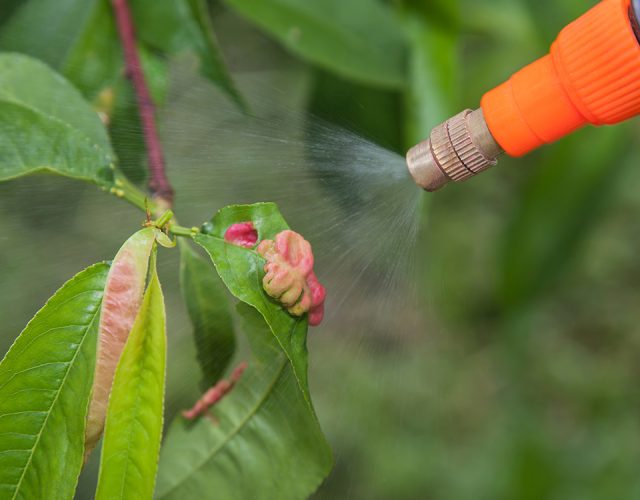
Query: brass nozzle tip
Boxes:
[
  {"xmin": 405, "ymin": 139, "xmax": 448, "ymax": 192},
  {"xmin": 406, "ymin": 109, "xmax": 502, "ymax": 192}
]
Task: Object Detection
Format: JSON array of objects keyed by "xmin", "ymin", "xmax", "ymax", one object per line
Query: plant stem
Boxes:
[
  {"xmin": 111, "ymin": 0, "xmax": 174, "ymax": 206},
  {"xmin": 154, "ymin": 210, "xmax": 174, "ymax": 229},
  {"xmin": 169, "ymin": 224, "xmax": 199, "ymax": 238},
  {"xmin": 113, "ymin": 174, "xmax": 152, "ymax": 213}
]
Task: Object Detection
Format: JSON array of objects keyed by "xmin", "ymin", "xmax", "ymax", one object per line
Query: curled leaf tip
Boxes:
[
  {"xmin": 224, "ymin": 222, "xmax": 258, "ymax": 248},
  {"xmin": 307, "ymin": 272, "xmax": 326, "ymax": 326},
  {"xmin": 257, "ymin": 230, "xmax": 326, "ymax": 326},
  {"xmin": 153, "ymin": 227, "xmax": 176, "ymax": 248},
  {"xmin": 182, "ymin": 361, "xmax": 248, "ymax": 420},
  {"xmin": 84, "ymin": 229, "xmax": 155, "ymax": 459}
]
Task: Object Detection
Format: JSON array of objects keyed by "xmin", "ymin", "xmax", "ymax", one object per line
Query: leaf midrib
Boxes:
[
  {"xmin": 195, "ymin": 235, "xmax": 313, "ymax": 408},
  {"xmin": 159, "ymin": 358, "xmax": 287, "ymax": 498},
  {"xmin": 98, "ymin": 274, "xmax": 163, "ymax": 500},
  {"xmin": 116, "ymin": 307, "xmax": 154, "ymax": 499},
  {"xmin": 166, "ymin": 234, "xmax": 316, "ymax": 495}
]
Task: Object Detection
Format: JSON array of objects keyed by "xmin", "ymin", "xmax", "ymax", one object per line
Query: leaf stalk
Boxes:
[{"xmin": 169, "ymin": 224, "xmax": 199, "ymax": 238}]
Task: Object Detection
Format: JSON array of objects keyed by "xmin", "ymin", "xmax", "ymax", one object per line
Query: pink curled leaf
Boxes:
[
  {"xmin": 230, "ymin": 361, "xmax": 248, "ymax": 382},
  {"xmin": 224, "ymin": 222, "xmax": 258, "ymax": 248},
  {"xmin": 307, "ymin": 272, "xmax": 326, "ymax": 326},
  {"xmin": 182, "ymin": 361, "xmax": 248, "ymax": 420},
  {"xmin": 257, "ymin": 230, "xmax": 326, "ymax": 326},
  {"xmin": 84, "ymin": 228, "xmax": 155, "ymax": 460}
]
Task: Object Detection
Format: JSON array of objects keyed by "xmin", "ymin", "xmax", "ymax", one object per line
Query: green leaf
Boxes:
[
  {"xmin": 400, "ymin": 0, "xmax": 460, "ymax": 30},
  {"xmin": 95, "ymin": 250, "xmax": 166, "ymax": 500},
  {"xmin": 57, "ymin": 0, "xmax": 122, "ymax": 99},
  {"xmin": 460, "ymin": 0, "xmax": 538, "ymax": 44},
  {"xmin": 156, "ymin": 304, "xmax": 331, "ymax": 500},
  {"xmin": 157, "ymin": 203, "xmax": 331, "ymax": 498},
  {"xmin": 403, "ymin": 16, "xmax": 459, "ymax": 144},
  {"xmin": 498, "ymin": 126, "xmax": 630, "ymax": 310},
  {"xmin": 309, "ymin": 70, "xmax": 405, "ymax": 153},
  {"xmin": 179, "ymin": 240, "xmax": 236, "ymax": 389},
  {"xmin": 400, "ymin": 5, "xmax": 460, "ymax": 300},
  {"xmin": 222, "ymin": 0, "xmax": 407, "ymax": 89},
  {"xmin": 0, "ymin": 53, "xmax": 116, "ymax": 187},
  {"xmin": 0, "ymin": 0, "xmax": 170, "ymax": 186},
  {"xmin": 0, "ymin": 0, "xmax": 241, "ymax": 182},
  {"xmin": 0, "ymin": 1, "xmax": 23, "ymax": 27},
  {"xmin": 0, "ymin": 262, "xmax": 109, "ymax": 500},
  {"xmin": 130, "ymin": 0, "xmax": 246, "ymax": 109},
  {"xmin": 0, "ymin": 0, "xmax": 121, "ymax": 99}
]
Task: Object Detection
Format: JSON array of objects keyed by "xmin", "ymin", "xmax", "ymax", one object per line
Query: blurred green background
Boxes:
[{"xmin": 2, "ymin": 0, "xmax": 640, "ymax": 498}]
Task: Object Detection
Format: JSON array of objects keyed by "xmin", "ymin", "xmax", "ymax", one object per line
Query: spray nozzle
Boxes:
[
  {"xmin": 407, "ymin": 0, "xmax": 640, "ymax": 192},
  {"xmin": 406, "ymin": 108, "xmax": 502, "ymax": 191}
]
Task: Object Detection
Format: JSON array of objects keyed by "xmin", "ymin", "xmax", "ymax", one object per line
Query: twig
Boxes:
[{"xmin": 111, "ymin": 0, "xmax": 174, "ymax": 205}]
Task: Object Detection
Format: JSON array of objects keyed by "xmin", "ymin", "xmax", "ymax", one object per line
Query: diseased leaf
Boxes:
[
  {"xmin": 0, "ymin": 262, "xmax": 109, "ymax": 500},
  {"xmin": 222, "ymin": 0, "xmax": 407, "ymax": 89},
  {"xmin": 0, "ymin": 53, "xmax": 116, "ymax": 187},
  {"xmin": 85, "ymin": 228, "xmax": 156, "ymax": 457},
  {"xmin": 157, "ymin": 203, "xmax": 331, "ymax": 499},
  {"xmin": 201, "ymin": 202, "xmax": 289, "ymax": 240},
  {"xmin": 179, "ymin": 240, "xmax": 236, "ymax": 389},
  {"xmin": 95, "ymin": 250, "xmax": 166, "ymax": 500},
  {"xmin": 130, "ymin": 0, "xmax": 245, "ymax": 109},
  {"xmin": 157, "ymin": 305, "xmax": 331, "ymax": 500},
  {"xmin": 197, "ymin": 203, "xmax": 311, "ymax": 396}
]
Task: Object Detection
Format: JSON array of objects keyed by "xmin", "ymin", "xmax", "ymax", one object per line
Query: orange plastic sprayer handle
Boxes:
[{"xmin": 481, "ymin": 0, "xmax": 640, "ymax": 157}]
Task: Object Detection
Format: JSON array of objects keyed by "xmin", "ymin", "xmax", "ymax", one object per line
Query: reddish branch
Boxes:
[{"xmin": 111, "ymin": 0, "xmax": 174, "ymax": 205}]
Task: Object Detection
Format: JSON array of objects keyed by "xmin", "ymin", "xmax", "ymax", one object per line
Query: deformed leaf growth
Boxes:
[
  {"xmin": 95, "ymin": 248, "xmax": 167, "ymax": 500},
  {"xmin": 85, "ymin": 227, "xmax": 156, "ymax": 457},
  {"xmin": 156, "ymin": 203, "xmax": 331, "ymax": 499}
]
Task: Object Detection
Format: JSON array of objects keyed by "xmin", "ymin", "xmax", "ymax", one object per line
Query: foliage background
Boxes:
[{"xmin": 1, "ymin": 0, "xmax": 640, "ymax": 498}]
